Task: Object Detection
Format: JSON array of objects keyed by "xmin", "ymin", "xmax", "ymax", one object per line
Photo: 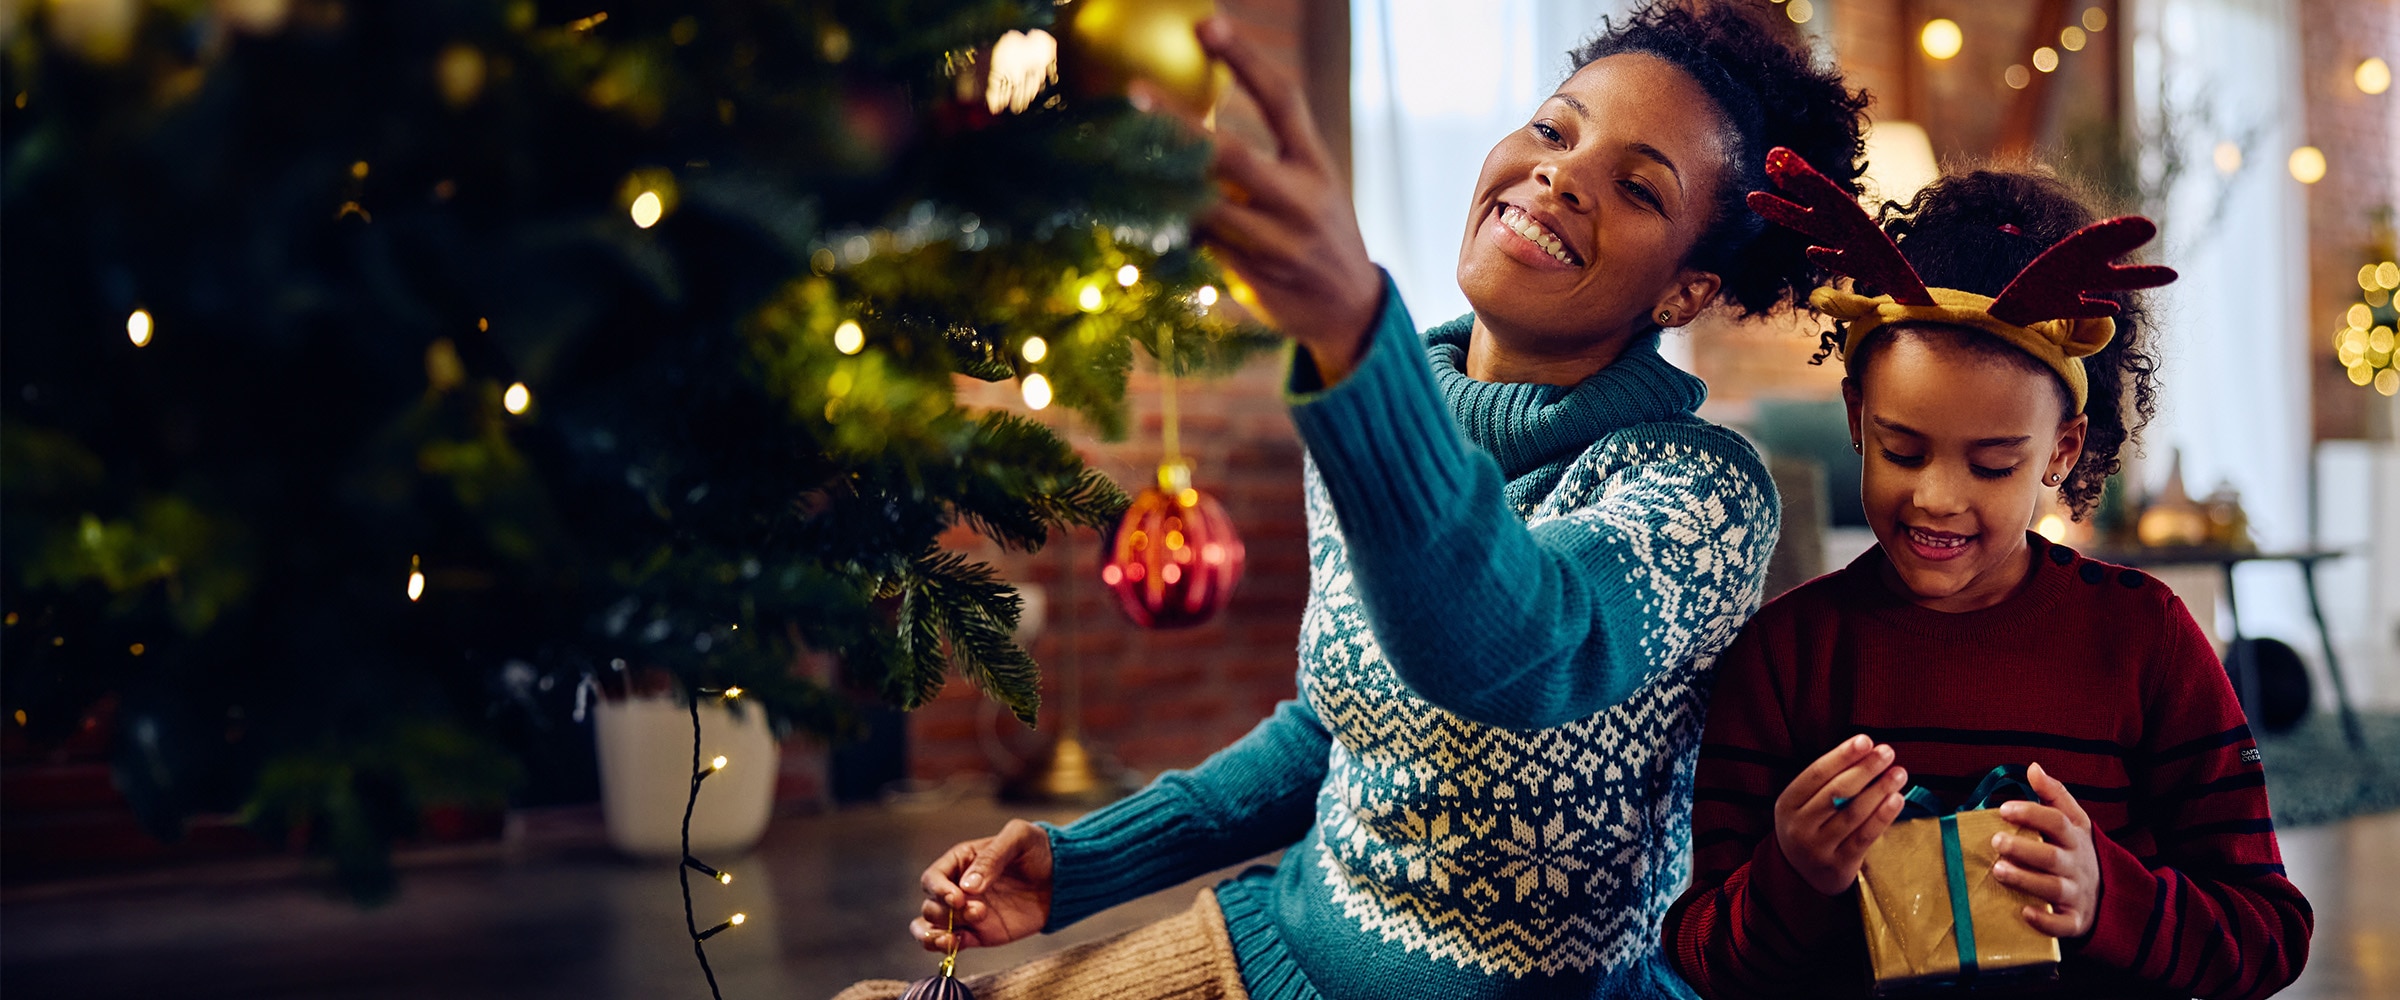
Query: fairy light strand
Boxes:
[{"xmin": 680, "ymin": 687, "xmax": 744, "ymax": 1000}]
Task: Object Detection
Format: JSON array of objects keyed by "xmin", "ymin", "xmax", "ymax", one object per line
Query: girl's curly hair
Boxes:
[
  {"xmin": 1812, "ymin": 168, "xmax": 2162, "ymax": 517},
  {"xmin": 1569, "ymin": 1, "xmax": 1871, "ymax": 317}
]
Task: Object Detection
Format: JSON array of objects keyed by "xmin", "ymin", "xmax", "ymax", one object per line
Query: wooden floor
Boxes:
[{"xmin": 3, "ymin": 793, "xmax": 2392, "ymax": 999}]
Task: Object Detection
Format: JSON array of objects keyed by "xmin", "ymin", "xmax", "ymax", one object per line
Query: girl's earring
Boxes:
[
  {"xmin": 2043, "ymin": 472, "xmax": 2064, "ymax": 486},
  {"xmin": 1657, "ymin": 309, "xmax": 1673, "ymax": 325},
  {"xmin": 1851, "ymin": 441, "xmax": 1862, "ymax": 454}
]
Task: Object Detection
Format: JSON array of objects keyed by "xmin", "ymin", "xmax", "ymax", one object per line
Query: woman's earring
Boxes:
[{"xmin": 1851, "ymin": 441, "xmax": 1862, "ymax": 454}]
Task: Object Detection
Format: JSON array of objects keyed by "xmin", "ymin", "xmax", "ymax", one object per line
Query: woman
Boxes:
[{"xmin": 849, "ymin": 4, "xmax": 1870, "ymax": 998}]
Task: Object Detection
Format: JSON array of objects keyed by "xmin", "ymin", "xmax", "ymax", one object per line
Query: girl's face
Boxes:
[
  {"xmin": 1845, "ymin": 330, "xmax": 2088, "ymax": 613},
  {"xmin": 1455, "ymin": 53, "xmax": 1729, "ymax": 349}
]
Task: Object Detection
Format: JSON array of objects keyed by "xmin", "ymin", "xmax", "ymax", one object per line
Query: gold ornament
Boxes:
[{"xmin": 1061, "ymin": 0, "xmax": 1225, "ymax": 116}]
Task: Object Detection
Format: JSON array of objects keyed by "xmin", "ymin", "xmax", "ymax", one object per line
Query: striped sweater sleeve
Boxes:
[
  {"xmin": 2077, "ymin": 595, "xmax": 2312, "ymax": 999},
  {"xmin": 1287, "ymin": 280, "xmax": 1777, "ymax": 731},
  {"xmin": 1664, "ymin": 614, "xmax": 1857, "ymax": 998}
]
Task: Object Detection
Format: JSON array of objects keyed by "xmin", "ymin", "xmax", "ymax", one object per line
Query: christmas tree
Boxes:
[{"xmin": 1, "ymin": 0, "xmax": 1266, "ymax": 900}]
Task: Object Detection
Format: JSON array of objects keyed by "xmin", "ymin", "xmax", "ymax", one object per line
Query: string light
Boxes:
[
  {"xmin": 711, "ymin": 754, "xmax": 728, "ymax": 771},
  {"xmin": 127, "ymin": 309, "xmax": 153, "ymax": 347},
  {"xmin": 2082, "ymin": 6, "xmax": 2108, "ymax": 32},
  {"xmin": 2059, "ymin": 26, "xmax": 2087, "ymax": 52},
  {"xmin": 2031, "ymin": 46, "xmax": 2060, "ymax": 73},
  {"xmin": 682, "ymin": 695, "xmax": 741, "ymax": 998},
  {"xmin": 2359, "ymin": 57, "xmax": 2393, "ymax": 96},
  {"xmin": 1116, "ymin": 264, "xmax": 1139, "ymax": 287},
  {"xmin": 129, "ymin": 642, "xmax": 145, "ymax": 656},
  {"xmin": 2288, "ymin": 146, "xmax": 2327, "ymax": 184},
  {"xmin": 1784, "ymin": 0, "xmax": 1812, "ymax": 24},
  {"xmin": 2034, "ymin": 514, "xmax": 2068, "ymax": 542},
  {"xmin": 2213, "ymin": 142, "xmax": 2243, "ymax": 175},
  {"xmin": 2378, "ymin": 261, "xmax": 2399, "ymax": 288},
  {"xmin": 1021, "ymin": 336, "xmax": 1048, "ymax": 363},
  {"xmin": 833, "ymin": 320, "xmax": 864, "ymax": 355},
  {"xmin": 1920, "ymin": 19, "xmax": 1962, "ymax": 60},
  {"xmin": 1194, "ymin": 285, "xmax": 1219, "ymax": 307},
  {"xmin": 407, "ymin": 555, "xmax": 425, "ymax": 601},
  {"xmin": 630, "ymin": 190, "xmax": 664, "ymax": 228},
  {"xmin": 722, "ymin": 686, "xmax": 743, "ymax": 699},
  {"xmin": 1077, "ymin": 282, "xmax": 1104, "ymax": 312},
  {"xmin": 504, "ymin": 382, "xmax": 531, "ymax": 415},
  {"xmin": 2005, "ymin": 65, "xmax": 2031, "ymax": 89},
  {"xmin": 1022, "ymin": 372, "xmax": 1053, "ymax": 410}
]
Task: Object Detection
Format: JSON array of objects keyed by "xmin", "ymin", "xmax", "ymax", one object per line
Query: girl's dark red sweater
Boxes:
[{"xmin": 1664, "ymin": 534, "xmax": 2311, "ymax": 999}]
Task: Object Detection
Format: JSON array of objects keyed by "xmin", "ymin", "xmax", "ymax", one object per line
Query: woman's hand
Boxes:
[
  {"xmin": 1992, "ymin": 762, "xmax": 2102, "ymax": 939},
  {"xmin": 912, "ymin": 818, "xmax": 1055, "ymax": 951},
  {"xmin": 1772, "ymin": 734, "xmax": 1911, "ymax": 896},
  {"xmin": 1186, "ymin": 18, "xmax": 1385, "ymax": 383}
]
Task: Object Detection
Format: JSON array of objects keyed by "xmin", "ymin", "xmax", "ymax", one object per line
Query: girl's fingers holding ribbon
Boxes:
[
  {"xmin": 1991, "ymin": 858, "xmax": 2075, "ymax": 906},
  {"xmin": 1821, "ymin": 763, "xmax": 1906, "ymax": 840},
  {"xmin": 1835, "ymin": 782, "xmax": 1910, "ymax": 857},
  {"xmin": 1813, "ymin": 748, "xmax": 1899, "ymax": 827}
]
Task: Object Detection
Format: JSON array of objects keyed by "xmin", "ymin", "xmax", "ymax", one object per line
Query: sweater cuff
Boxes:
[
  {"xmin": 2076, "ymin": 825, "xmax": 2158, "ymax": 971},
  {"xmin": 1286, "ymin": 275, "xmax": 1477, "ymax": 545},
  {"xmin": 1038, "ymin": 787, "xmax": 1210, "ymax": 932},
  {"xmin": 1748, "ymin": 831, "xmax": 1851, "ymax": 936}
]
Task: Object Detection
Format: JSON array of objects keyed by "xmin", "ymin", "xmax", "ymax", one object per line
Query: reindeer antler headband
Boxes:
[{"xmin": 1746, "ymin": 147, "xmax": 2178, "ymax": 412}]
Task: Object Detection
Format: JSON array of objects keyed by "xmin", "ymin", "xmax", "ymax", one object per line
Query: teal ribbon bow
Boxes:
[{"xmin": 1893, "ymin": 765, "xmax": 2038, "ymax": 977}]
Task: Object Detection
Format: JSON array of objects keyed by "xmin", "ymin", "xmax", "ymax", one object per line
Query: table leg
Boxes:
[
  {"xmin": 2297, "ymin": 559, "xmax": 2367, "ymax": 752},
  {"xmin": 2221, "ymin": 562, "xmax": 2262, "ymax": 732}
]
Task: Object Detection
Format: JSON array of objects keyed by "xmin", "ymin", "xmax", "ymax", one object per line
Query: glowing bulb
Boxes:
[
  {"xmin": 1920, "ymin": 19, "xmax": 1962, "ymax": 60},
  {"xmin": 1021, "ymin": 336, "xmax": 1048, "ymax": 363},
  {"xmin": 2032, "ymin": 47, "xmax": 2060, "ymax": 73},
  {"xmin": 2005, "ymin": 65, "xmax": 2031, "ymax": 89},
  {"xmin": 1021, "ymin": 372, "xmax": 1053, "ymax": 410},
  {"xmin": 1177, "ymin": 487, "xmax": 1199, "ymax": 507},
  {"xmin": 1195, "ymin": 285, "xmax": 1219, "ymax": 307},
  {"xmin": 1077, "ymin": 283, "xmax": 1104, "ymax": 312},
  {"xmin": 408, "ymin": 555, "xmax": 426, "ymax": 602},
  {"xmin": 2060, "ymin": 25, "xmax": 2086, "ymax": 52},
  {"xmin": 129, "ymin": 642, "xmax": 145, "ymax": 656},
  {"xmin": 2035, "ymin": 514, "xmax": 2068, "ymax": 542},
  {"xmin": 1116, "ymin": 264, "xmax": 1140, "ymax": 287},
  {"xmin": 723, "ymin": 686, "xmax": 743, "ymax": 699},
  {"xmin": 717, "ymin": 871, "xmax": 734, "ymax": 884},
  {"xmin": 503, "ymin": 382, "xmax": 531, "ymax": 414},
  {"xmin": 2350, "ymin": 303, "xmax": 2375, "ymax": 329},
  {"xmin": 711, "ymin": 755, "xmax": 728, "ymax": 770},
  {"xmin": 1785, "ymin": 0, "xmax": 1812, "ymax": 24},
  {"xmin": 834, "ymin": 320, "xmax": 864, "ymax": 354},
  {"xmin": 127, "ymin": 309, "xmax": 153, "ymax": 347},
  {"xmin": 2378, "ymin": 369, "xmax": 2398, "ymax": 396},
  {"xmin": 2288, "ymin": 146, "xmax": 2327, "ymax": 184},
  {"xmin": 729, "ymin": 912, "xmax": 746, "ymax": 926},
  {"xmin": 2349, "ymin": 362, "xmax": 2374, "ymax": 386},
  {"xmin": 630, "ymin": 190, "xmax": 664, "ymax": 228},
  {"xmin": 2213, "ymin": 142, "xmax": 2242, "ymax": 175},
  {"xmin": 2378, "ymin": 261, "xmax": 2398, "ymax": 288},
  {"xmin": 2361, "ymin": 264, "xmax": 2380, "ymax": 290},
  {"xmin": 2082, "ymin": 6, "xmax": 2107, "ymax": 31},
  {"xmin": 2359, "ymin": 57, "xmax": 2392, "ymax": 96}
]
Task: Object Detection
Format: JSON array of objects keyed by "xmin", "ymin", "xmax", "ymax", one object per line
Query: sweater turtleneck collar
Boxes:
[{"xmin": 1421, "ymin": 314, "xmax": 1709, "ymax": 481}]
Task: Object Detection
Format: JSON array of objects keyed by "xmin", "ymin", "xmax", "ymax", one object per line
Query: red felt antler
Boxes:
[
  {"xmin": 1746, "ymin": 147, "xmax": 1935, "ymax": 305},
  {"xmin": 1986, "ymin": 216, "xmax": 2178, "ymax": 326}
]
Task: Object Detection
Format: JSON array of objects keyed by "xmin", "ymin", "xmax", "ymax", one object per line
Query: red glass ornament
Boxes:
[{"xmin": 1100, "ymin": 462, "xmax": 1244, "ymax": 629}]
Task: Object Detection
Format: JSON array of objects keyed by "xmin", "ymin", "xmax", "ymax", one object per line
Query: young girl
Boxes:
[
  {"xmin": 1662, "ymin": 159, "xmax": 2312, "ymax": 998},
  {"xmin": 837, "ymin": 4, "xmax": 1871, "ymax": 1000}
]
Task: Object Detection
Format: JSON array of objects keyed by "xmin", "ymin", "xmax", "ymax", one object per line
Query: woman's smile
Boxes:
[{"xmin": 1483, "ymin": 202, "xmax": 1586, "ymax": 270}]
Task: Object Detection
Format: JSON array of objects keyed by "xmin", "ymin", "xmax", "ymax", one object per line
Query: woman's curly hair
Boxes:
[
  {"xmin": 1570, "ymin": 1, "xmax": 1871, "ymax": 317},
  {"xmin": 1813, "ymin": 168, "xmax": 2162, "ymax": 517}
]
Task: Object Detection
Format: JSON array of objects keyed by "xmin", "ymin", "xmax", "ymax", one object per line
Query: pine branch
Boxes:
[{"xmin": 901, "ymin": 548, "xmax": 1040, "ymax": 725}]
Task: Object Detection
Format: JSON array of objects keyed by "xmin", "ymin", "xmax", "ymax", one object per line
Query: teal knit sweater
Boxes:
[{"xmin": 1040, "ymin": 282, "xmax": 1779, "ymax": 1000}]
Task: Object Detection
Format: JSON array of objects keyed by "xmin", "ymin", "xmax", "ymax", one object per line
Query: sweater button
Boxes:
[
  {"xmin": 2079, "ymin": 563, "xmax": 2105, "ymax": 584},
  {"xmin": 2118, "ymin": 569, "xmax": 2145, "ymax": 589}
]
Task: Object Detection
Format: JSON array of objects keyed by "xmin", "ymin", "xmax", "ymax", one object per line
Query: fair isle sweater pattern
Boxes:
[{"xmin": 1299, "ymin": 426, "xmax": 1772, "ymax": 978}]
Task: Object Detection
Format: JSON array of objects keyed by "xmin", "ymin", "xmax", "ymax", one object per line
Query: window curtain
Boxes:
[
  {"xmin": 2128, "ymin": 0, "xmax": 2315, "ymax": 644},
  {"xmin": 1350, "ymin": 0, "xmax": 1634, "ymax": 327}
]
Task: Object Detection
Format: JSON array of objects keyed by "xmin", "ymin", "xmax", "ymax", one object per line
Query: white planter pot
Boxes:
[{"xmin": 594, "ymin": 695, "xmax": 777, "ymax": 860}]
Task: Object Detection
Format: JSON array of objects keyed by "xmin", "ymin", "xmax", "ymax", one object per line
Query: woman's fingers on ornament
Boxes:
[
  {"xmin": 921, "ymin": 841, "xmax": 976, "ymax": 906},
  {"xmin": 1209, "ymin": 138, "xmax": 1306, "ymax": 215},
  {"xmin": 1196, "ymin": 17, "xmax": 1322, "ymax": 166}
]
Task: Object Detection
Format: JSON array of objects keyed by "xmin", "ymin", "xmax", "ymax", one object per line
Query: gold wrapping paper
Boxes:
[{"xmin": 1855, "ymin": 807, "xmax": 2062, "ymax": 994}]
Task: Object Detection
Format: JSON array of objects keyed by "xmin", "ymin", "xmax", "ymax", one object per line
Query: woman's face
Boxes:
[
  {"xmin": 1847, "ymin": 330, "xmax": 2087, "ymax": 612},
  {"xmin": 1456, "ymin": 52, "xmax": 1731, "ymax": 349}
]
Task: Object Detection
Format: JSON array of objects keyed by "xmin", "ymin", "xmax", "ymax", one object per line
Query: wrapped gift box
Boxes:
[{"xmin": 1855, "ymin": 806, "xmax": 2061, "ymax": 994}]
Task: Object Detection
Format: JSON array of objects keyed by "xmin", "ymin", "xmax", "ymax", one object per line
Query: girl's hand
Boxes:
[
  {"xmin": 1186, "ymin": 18, "xmax": 1385, "ymax": 383},
  {"xmin": 911, "ymin": 818, "xmax": 1054, "ymax": 951},
  {"xmin": 1773, "ymin": 734, "xmax": 1911, "ymax": 896},
  {"xmin": 1992, "ymin": 762, "xmax": 2101, "ymax": 939}
]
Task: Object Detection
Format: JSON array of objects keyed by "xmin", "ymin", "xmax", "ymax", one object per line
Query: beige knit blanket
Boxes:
[{"xmin": 832, "ymin": 888, "xmax": 1249, "ymax": 1000}]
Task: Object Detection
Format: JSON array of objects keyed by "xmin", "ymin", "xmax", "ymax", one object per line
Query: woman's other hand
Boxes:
[
  {"xmin": 912, "ymin": 818, "xmax": 1055, "ymax": 951},
  {"xmin": 1187, "ymin": 17, "xmax": 1385, "ymax": 383}
]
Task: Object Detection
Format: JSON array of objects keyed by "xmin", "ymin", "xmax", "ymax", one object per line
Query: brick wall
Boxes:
[{"xmin": 2301, "ymin": 0, "xmax": 2399, "ymax": 442}]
